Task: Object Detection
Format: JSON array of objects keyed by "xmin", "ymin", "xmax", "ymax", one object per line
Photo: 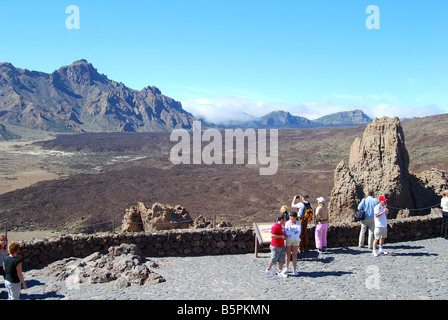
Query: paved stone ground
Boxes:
[{"xmin": 1, "ymin": 237, "xmax": 447, "ymax": 300}]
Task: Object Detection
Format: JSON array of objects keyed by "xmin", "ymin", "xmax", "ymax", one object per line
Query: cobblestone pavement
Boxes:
[{"xmin": 2, "ymin": 237, "xmax": 447, "ymax": 300}]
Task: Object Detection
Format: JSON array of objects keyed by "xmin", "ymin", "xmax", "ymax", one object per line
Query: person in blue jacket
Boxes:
[{"xmin": 358, "ymin": 189, "xmax": 379, "ymax": 249}]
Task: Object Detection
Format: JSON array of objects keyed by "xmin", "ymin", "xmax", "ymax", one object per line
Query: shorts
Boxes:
[
  {"xmin": 374, "ymin": 227, "xmax": 387, "ymax": 240},
  {"xmin": 5, "ymin": 280, "xmax": 21, "ymax": 300},
  {"xmin": 286, "ymin": 240, "xmax": 300, "ymax": 247},
  {"xmin": 269, "ymin": 245, "xmax": 286, "ymax": 265}
]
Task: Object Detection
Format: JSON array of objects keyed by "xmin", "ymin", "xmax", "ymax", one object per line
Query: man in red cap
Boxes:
[{"xmin": 373, "ymin": 196, "xmax": 389, "ymax": 256}]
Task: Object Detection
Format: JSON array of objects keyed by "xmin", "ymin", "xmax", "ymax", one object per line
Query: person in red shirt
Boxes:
[{"xmin": 266, "ymin": 213, "xmax": 288, "ymax": 278}]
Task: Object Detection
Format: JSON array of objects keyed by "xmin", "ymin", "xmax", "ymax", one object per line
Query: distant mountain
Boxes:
[
  {"xmin": 313, "ymin": 109, "xmax": 372, "ymax": 127},
  {"xmin": 216, "ymin": 109, "xmax": 372, "ymax": 129},
  {"xmin": 0, "ymin": 60, "xmax": 195, "ymax": 132},
  {"xmin": 255, "ymin": 110, "xmax": 317, "ymax": 128},
  {"xmin": 0, "ymin": 60, "xmax": 374, "ymax": 133}
]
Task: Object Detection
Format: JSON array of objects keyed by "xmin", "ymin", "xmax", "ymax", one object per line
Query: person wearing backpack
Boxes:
[
  {"xmin": 357, "ymin": 189, "xmax": 379, "ymax": 249},
  {"xmin": 292, "ymin": 193, "xmax": 313, "ymax": 252}
]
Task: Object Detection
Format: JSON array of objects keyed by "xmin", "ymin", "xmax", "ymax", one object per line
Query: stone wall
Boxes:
[
  {"xmin": 18, "ymin": 215, "xmax": 443, "ymax": 269},
  {"xmin": 18, "ymin": 227, "xmax": 255, "ymax": 269}
]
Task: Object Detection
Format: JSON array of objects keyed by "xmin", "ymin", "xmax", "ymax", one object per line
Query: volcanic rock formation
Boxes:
[
  {"xmin": 329, "ymin": 117, "xmax": 447, "ymax": 221},
  {"xmin": 121, "ymin": 202, "xmax": 231, "ymax": 232}
]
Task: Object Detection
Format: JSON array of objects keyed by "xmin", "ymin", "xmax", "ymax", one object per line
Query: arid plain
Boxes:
[{"xmin": 0, "ymin": 114, "xmax": 447, "ymax": 234}]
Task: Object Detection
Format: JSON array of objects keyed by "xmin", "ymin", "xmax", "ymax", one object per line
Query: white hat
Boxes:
[{"xmin": 317, "ymin": 197, "xmax": 326, "ymax": 203}]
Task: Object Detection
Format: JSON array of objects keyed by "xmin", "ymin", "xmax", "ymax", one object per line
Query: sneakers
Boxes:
[
  {"xmin": 373, "ymin": 247, "xmax": 389, "ymax": 257},
  {"xmin": 293, "ymin": 270, "xmax": 299, "ymax": 276},
  {"xmin": 278, "ymin": 270, "xmax": 288, "ymax": 278},
  {"xmin": 266, "ymin": 269, "xmax": 276, "ymax": 276},
  {"xmin": 266, "ymin": 268, "xmax": 289, "ymax": 278}
]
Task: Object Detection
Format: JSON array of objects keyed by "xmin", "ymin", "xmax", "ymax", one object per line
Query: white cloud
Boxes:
[
  {"xmin": 181, "ymin": 95, "xmax": 447, "ymax": 125},
  {"xmin": 181, "ymin": 96, "xmax": 357, "ymax": 123},
  {"xmin": 363, "ymin": 103, "xmax": 445, "ymax": 119},
  {"xmin": 180, "ymin": 96, "xmax": 275, "ymax": 125}
]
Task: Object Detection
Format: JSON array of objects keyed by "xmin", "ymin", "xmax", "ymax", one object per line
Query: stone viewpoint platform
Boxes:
[{"xmin": 5, "ymin": 236, "xmax": 447, "ymax": 300}]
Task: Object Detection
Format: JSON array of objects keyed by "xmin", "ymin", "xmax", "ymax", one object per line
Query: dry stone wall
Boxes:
[
  {"xmin": 18, "ymin": 227, "xmax": 255, "ymax": 269},
  {"xmin": 17, "ymin": 215, "xmax": 442, "ymax": 269}
]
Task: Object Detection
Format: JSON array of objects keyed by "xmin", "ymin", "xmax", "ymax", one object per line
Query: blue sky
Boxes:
[{"xmin": 0, "ymin": 0, "xmax": 447, "ymax": 122}]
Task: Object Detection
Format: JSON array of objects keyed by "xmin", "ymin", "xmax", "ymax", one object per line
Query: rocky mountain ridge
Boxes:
[
  {"xmin": 0, "ymin": 60, "xmax": 195, "ymax": 133},
  {"xmin": 0, "ymin": 60, "xmax": 375, "ymax": 135},
  {"xmin": 314, "ymin": 109, "xmax": 372, "ymax": 127},
  {"xmin": 214, "ymin": 109, "xmax": 372, "ymax": 129}
]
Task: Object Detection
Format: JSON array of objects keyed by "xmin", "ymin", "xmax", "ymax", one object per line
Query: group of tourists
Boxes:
[
  {"xmin": 0, "ymin": 191, "xmax": 446, "ymax": 298},
  {"xmin": 266, "ymin": 193, "xmax": 328, "ymax": 278},
  {"xmin": 358, "ymin": 189, "xmax": 448, "ymax": 252},
  {"xmin": 265, "ymin": 189, "xmax": 448, "ymax": 278}
]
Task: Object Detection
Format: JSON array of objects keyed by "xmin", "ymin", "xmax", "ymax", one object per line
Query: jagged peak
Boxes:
[
  {"xmin": 54, "ymin": 59, "xmax": 107, "ymax": 84},
  {"xmin": 0, "ymin": 62, "xmax": 19, "ymax": 73},
  {"xmin": 0, "ymin": 62, "xmax": 15, "ymax": 68},
  {"xmin": 73, "ymin": 59, "xmax": 89, "ymax": 64},
  {"xmin": 58, "ymin": 59, "xmax": 97, "ymax": 72},
  {"xmin": 262, "ymin": 110, "xmax": 291, "ymax": 117},
  {"xmin": 142, "ymin": 85, "xmax": 162, "ymax": 95}
]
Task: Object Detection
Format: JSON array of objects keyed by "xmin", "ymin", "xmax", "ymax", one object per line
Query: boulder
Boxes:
[
  {"xmin": 147, "ymin": 203, "xmax": 192, "ymax": 231},
  {"xmin": 49, "ymin": 243, "xmax": 165, "ymax": 287},
  {"xmin": 121, "ymin": 205, "xmax": 144, "ymax": 233}
]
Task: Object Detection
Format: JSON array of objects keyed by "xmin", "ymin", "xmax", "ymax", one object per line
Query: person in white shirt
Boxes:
[
  {"xmin": 441, "ymin": 190, "xmax": 448, "ymax": 239},
  {"xmin": 373, "ymin": 196, "xmax": 389, "ymax": 257},
  {"xmin": 284, "ymin": 212, "xmax": 301, "ymax": 276}
]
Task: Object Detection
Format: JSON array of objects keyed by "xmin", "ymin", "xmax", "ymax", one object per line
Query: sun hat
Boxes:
[
  {"xmin": 379, "ymin": 196, "xmax": 388, "ymax": 202},
  {"xmin": 317, "ymin": 197, "xmax": 325, "ymax": 203},
  {"xmin": 302, "ymin": 193, "xmax": 310, "ymax": 199}
]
